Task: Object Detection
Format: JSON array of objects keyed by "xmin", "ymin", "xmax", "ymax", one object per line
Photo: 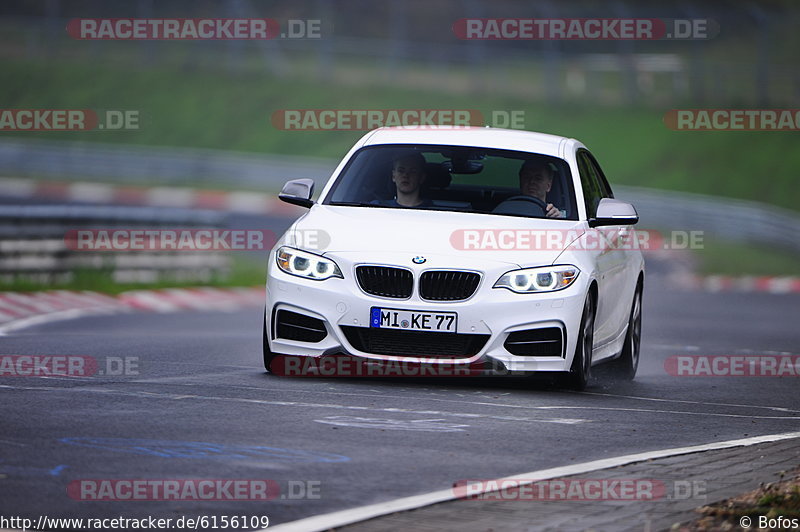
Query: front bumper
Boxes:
[{"xmin": 265, "ymin": 260, "xmax": 588, "ymax": 374}]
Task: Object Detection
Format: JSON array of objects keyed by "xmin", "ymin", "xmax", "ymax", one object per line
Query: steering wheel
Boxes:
[{"xmin": 495, "ymin": 195, "xmax": 548, "ymax": 216}]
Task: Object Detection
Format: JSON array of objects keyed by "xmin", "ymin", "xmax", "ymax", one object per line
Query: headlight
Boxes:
[
  {"xmin": 494, "ymin": 265, "xmax": 579, "ymax": 293},
  {"xmin": 276, "ymin": 246, "xmax": 343, "ymax": 281}
]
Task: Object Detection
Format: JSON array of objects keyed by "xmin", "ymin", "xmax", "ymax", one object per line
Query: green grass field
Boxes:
[
  {"xmin": 695, "ymin": 239, "xmax": 800, "ymax": 277},
  {"xmin": 2, "ymin": 58, "xmax": 800, "ymax": 211},
  {"xmin": 0, "ymin": 255, "xmax": 265, "ymax": 294}
]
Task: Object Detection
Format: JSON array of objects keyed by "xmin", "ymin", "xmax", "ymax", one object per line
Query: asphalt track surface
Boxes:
[
  {"xmin": 2, "ymin": 277, "xmax": 799, "ymax": 529},
  {"xmin": 1, "ymin": 213, "xmax": 799, "ymax": 529}
]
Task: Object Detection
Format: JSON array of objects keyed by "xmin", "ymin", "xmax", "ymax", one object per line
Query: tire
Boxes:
[
  {"xmin": 263, "ymin": 308, "xmax": 275, "ymax": 373},
  {"xmin": 608, "ymin": 284, "xmax": 642, "ymax": 380},
  {"xmin": 564, "ymin": 291, "xmax": 595, "ymax": 391}
]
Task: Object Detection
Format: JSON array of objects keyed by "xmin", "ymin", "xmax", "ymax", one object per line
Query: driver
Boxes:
[{"xmin": 518, "ymin": 159, "xmax": 564, "ymax": 219}]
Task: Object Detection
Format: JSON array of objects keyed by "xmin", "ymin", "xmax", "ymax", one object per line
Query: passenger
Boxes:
[{"xmin": 374, "ymin": 153, "xmax": 434, "ymax": 208}]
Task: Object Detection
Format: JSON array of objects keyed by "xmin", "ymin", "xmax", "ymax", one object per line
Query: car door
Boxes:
[
  {"xmin": 583, "ymin": 150, "xmax": 632, "ymax": 354},
  {"xmin": 576, "ymin": 150, "xmax": 627, "ymax": 353}
]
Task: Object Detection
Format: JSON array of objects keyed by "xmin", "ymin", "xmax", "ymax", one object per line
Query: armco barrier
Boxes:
[
  {"xmin": 1, "ymin": 140, "xmax": 797, "ymax": 255},
  {"xmin": 0, "ymin": 205, "xmax": 231, "ymax": 284},
  {"xmin": 614, "ymin": 185, "xmax": 800, "ymax": 254},
  {"xmin": 0, "ymin": 138, "xmax": 336, "ymax": 190}
]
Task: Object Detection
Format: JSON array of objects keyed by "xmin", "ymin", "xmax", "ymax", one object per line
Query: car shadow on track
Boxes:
[{"xmin": 261, "ymin": 355, "xmax": 645, "ymax": 396}]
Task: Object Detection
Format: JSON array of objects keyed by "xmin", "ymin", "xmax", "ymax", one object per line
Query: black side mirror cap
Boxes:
[{"xmin": 278, "ymin": 179, "xmax": 315, "ymax": 208}]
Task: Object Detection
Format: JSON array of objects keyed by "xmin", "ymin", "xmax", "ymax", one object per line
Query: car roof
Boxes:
[{"xmin": 360, "ymin": 126, "xmax": 579, "ymax": 158}]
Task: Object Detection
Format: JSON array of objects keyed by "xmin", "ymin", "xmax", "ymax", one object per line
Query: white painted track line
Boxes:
[
  {"xmin": 263, "ymin": 431, "xmax": 800, "ymax": 532},
  {"xmin": 0, "ymin": 308, "xmax": 121, "ymax": 335}
]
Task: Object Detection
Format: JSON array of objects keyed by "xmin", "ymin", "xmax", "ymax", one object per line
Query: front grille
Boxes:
[
  {"xmin": 341, "ymin": 326, "xmax": 489, "ymax": 358},
  {"xmin": 274, "ymin": 309, "xmax": 327, "ymax": 343},
  {"xmin": 419, "ymin": 270, "xmax": 481, "ymax": 301},
  {"xmin": 504, "ymin": 327, "xmax": 563, "ymax": 357},
  {"xmin": 356, "ymin": 266, "xmax": 413, "ymax": 298}
]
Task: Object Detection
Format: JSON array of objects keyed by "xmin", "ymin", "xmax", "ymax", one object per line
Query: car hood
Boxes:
[{"xmin": 284, "ymin": 205, "xmax": 585, "ymax": 268}]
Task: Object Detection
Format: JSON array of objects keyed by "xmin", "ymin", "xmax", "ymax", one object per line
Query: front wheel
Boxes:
[
  {"xmin": 608, "ymin": 285, "xmax": 642, "ymax": 380},
  {"xmin": 563, "ymin": 291, "xmax": 595, "ymax": 390},
  {"xmin": 263, "ymin": 308, "xmax": 275, "ymax": 372}
]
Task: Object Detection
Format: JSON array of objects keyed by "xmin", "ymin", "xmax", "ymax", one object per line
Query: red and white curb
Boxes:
[
  {"xmin": 671, "ymin": 274, "xmax": 800, "ymax": 294},
  {"xmin": 0, "ymin": 177, "xmax": 303, "ymax": 216},
  {"xmin": 0, "ymin": 287, "xmax": 265, "ymax": 334}
]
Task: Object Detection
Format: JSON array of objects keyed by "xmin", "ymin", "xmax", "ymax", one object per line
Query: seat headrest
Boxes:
[{"xmin": 424, "ymin": 162, "xmax": 452, "ymax": 189}]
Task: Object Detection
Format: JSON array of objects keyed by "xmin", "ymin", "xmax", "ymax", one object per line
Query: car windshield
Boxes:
[{"xmin": 323, "ymin": 144, "xmax": 578, "ymax": 220}]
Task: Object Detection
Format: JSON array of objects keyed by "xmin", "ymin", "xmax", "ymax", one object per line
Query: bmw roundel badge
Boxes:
[{"xmin": 412, "ymin": 256, "xmax": 426, "ymax": 264}]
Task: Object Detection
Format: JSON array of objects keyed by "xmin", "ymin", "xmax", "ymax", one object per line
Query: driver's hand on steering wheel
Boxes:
[{"xmin": 545, "ymin": 203, "xmax": 562, "ymax": 218}]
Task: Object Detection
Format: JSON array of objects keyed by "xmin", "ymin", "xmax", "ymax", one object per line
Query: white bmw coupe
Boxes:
[{"xmin": 264, "ymin": 127, "xmax": 644, "ymax": 389}]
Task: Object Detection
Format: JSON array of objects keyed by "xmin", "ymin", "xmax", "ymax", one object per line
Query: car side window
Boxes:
[
  {"xmin": 586, "ymin": 152, "xmax": 614, "ymax": 199},
  {"xmin": 577, "ymin": 151, "xmax": 603, "ymax": 219}
]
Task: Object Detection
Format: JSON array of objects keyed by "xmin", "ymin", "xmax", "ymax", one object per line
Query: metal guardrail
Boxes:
[
  {"xmin": 1, "ymin": 140, "xmax": 797, "ymax": 257},
  {"xmin": 614, "ymin": 185, "xmax": 800, "ymax": 254},
  {"xmin": 0, "ymin": 205, "xmax": 232, "ymax": 284},
  {"xmin": 0, "ymin": 138, "xmax": 336, "ymax": 190}
]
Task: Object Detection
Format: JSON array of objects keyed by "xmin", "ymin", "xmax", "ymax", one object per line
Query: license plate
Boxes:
[{"xmin": 370, "ymin": 307, "xmax": 457, "ymax": 333}]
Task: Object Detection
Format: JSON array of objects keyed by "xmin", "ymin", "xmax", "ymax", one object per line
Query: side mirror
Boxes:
[
  {"xmin": 278, "ymin": 179, "xmax": 315, "ymax": 208},
  {"xmin": 589, "ymin": 198, "xmax": 639, "ymax": 227}
]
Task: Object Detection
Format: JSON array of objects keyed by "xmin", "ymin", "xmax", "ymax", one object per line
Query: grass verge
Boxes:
[
  {"xmin": 687, "ymin": 468, "xmax": 800, "ymax": 530},
  {"xmin": 0, "ymin": 255, "xmax": 266, "ymax": 295},
  {"xmin": 694, "ymin": 239, "xmax": 800, "ymax": 277}
]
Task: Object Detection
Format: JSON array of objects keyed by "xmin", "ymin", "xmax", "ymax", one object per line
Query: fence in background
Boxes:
[{"xmin": 2, "ymin": 0, "xmax": 797, "ymax": 107}]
